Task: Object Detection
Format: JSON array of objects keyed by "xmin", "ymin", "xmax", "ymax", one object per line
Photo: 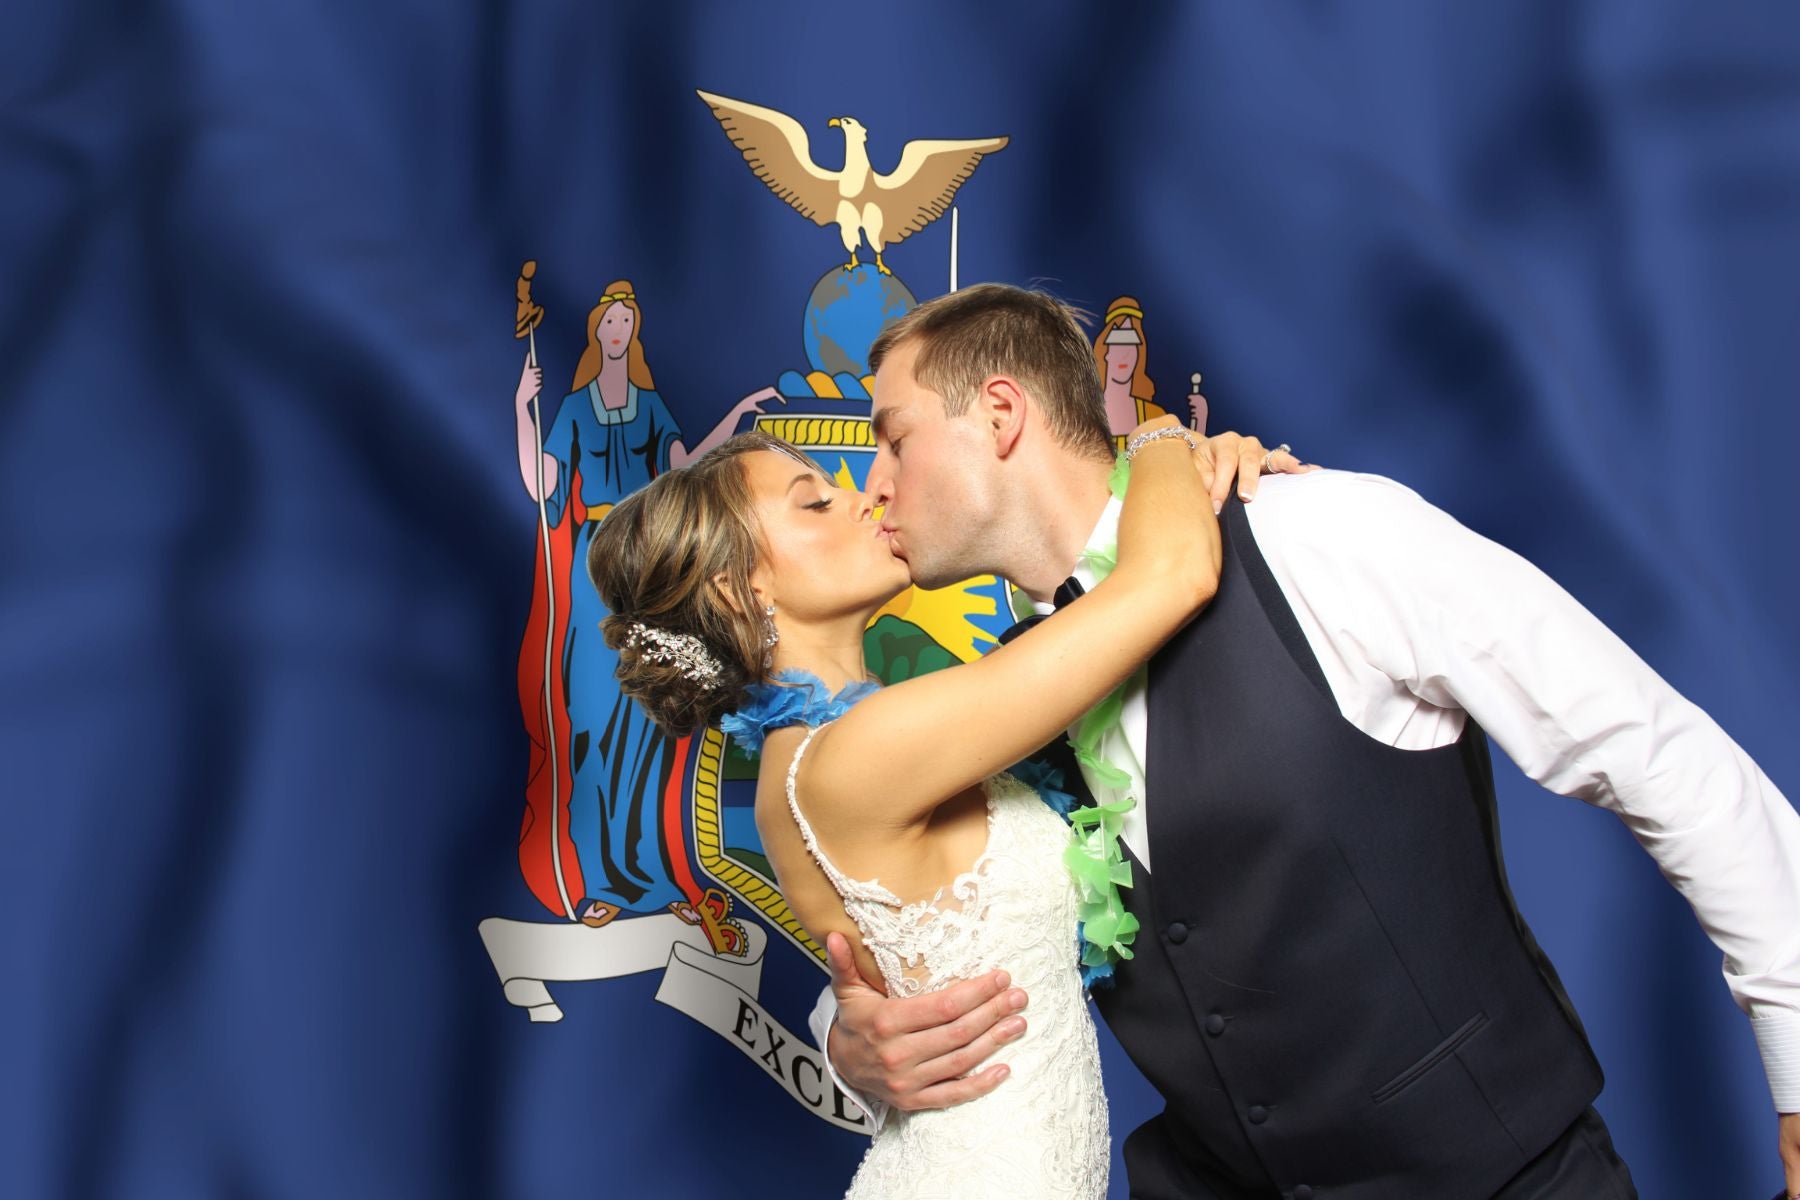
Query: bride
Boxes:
[{"xmin": 588, "ymin": 415, "xmax": 1224, "ymax": 1198}]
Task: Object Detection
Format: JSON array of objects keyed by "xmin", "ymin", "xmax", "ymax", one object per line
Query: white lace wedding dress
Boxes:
[{"xmin": 788, "ymin": 722, "xmax": 1110, "ymax": 1199}]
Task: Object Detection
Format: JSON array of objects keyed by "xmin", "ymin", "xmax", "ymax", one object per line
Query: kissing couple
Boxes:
[{"xmin": 586, "ymin": 284, "xmax": 1799, "ymax": 1199}]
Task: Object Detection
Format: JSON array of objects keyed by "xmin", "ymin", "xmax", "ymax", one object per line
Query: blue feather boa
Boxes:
[{"xmin": 718, "ymin": 669, "xmax": 881, "ymax": 753}]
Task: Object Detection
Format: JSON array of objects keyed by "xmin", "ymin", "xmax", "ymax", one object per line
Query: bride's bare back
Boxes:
[{"xmin": 756, "ymin": 721, "xmax": 994, "ymax": 993}]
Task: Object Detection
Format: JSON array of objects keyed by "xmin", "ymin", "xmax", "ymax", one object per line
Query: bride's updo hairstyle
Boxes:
[{"xmin": 589, "ymin": 431, "xmax": 826, "ymax": 735}]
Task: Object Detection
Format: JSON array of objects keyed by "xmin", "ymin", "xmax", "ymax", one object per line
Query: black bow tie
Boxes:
[{"xmin": 997, "ymin": 576, "xmax": 1085, "ymax": 645}]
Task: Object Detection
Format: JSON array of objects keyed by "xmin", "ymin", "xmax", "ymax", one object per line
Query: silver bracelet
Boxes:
[{"xmin": 1123, "ymin": 427, "xmax": 1199, "ymax": 461}]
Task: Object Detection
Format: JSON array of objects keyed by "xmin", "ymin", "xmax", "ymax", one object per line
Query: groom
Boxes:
[{"xmin": 808, "ymin": 283, "xmax": 1800, "ymax": 1198}]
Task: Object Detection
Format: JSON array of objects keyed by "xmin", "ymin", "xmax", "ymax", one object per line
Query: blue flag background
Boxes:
[{"xmin": 4, "ymin": 3, "xmax": 1798, "ymax": 1197}]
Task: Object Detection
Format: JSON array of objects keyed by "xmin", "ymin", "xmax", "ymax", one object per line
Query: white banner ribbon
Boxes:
[{"xmin": 478, "ymin": 914, "xmax": 869, "ymax": 1133}]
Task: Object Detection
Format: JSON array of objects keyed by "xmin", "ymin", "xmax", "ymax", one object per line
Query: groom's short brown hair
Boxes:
[{"xmin": 868, "ymin": 283, "xmax": 1115, "ymax": 462}]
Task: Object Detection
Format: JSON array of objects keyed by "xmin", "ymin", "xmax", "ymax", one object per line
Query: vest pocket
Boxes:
[{"xmin": 1371, "ymin": 1012, "xmax": 1490, "ymax": 1105}]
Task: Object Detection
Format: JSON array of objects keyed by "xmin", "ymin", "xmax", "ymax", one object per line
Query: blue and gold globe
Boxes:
[{"xmin": 802, "ymin": 263, "xmax": 917, "ymax": 377}]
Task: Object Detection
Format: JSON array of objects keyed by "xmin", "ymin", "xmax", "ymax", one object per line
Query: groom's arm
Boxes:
[
  {"xmin": 1254, "ymin": 470, "xmax": 1800, "ymax": 1172},
  {"xmin": 813, "ymin": 932, "xmax": 1029, "ymax": 1124}
]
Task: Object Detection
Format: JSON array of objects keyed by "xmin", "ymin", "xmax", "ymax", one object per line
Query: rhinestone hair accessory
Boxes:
[{"xmin": 624, "ymin": 622, "xmax": 723, "ymax": 686}]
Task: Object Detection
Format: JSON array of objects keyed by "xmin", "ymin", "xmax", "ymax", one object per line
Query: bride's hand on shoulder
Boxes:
[{"xmin": 1192, "ymin": 429, "xmax": 1317, "ymax": 514}]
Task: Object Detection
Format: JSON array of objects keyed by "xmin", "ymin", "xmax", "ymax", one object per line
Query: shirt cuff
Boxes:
[
  {"xmin": 1753, "ymin": 1011, "xmax": 1800, "ymax": 1113},
  {"xmin": 809, "ymin": 984, "xmax": 888, "ymax": 1134}
]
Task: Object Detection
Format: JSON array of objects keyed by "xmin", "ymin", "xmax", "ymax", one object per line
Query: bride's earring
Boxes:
[{"xmin": 761, "ymin": 603, "xmax": 779, "ymax": 669}]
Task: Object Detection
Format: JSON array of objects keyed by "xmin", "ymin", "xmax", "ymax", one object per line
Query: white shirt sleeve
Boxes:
[
  {"xmin": 809, "ymin": 983, "xmax": 888, "ymax": 1133},
  {"xmin": 1248, "ymin": 470, "xmax": 1800, "ymax": 1112}
]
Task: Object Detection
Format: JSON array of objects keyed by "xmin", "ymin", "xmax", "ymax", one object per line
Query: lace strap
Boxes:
[{"xmin": 785, "ymin": 721, "xmax": 904, "ymax": 908}]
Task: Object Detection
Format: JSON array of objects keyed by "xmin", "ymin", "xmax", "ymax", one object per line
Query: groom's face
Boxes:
[{"xmin": 866, "ymin": 339, "xmax": 999, "ymax": 590}]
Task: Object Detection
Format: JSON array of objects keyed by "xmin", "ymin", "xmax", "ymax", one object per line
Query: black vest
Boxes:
[{"xmin": 1056, "ymin": 499, "xmax": 1604, "ymax": 1200}]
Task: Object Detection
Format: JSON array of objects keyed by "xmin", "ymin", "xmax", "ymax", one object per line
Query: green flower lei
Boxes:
[{"xmin": 1060, "ymin": 451, "xmax": 1141, "ymax": 982}]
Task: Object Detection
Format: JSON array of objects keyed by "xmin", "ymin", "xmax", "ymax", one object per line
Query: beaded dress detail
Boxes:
[{"xmin": 787, "ymin": 722, "xmax": 1110, "ymax": 1199}]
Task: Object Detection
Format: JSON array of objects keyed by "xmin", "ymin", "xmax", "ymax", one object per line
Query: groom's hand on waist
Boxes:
[{"xmin": 824, "ymin": 931, "xmax": 1029, "ymax": 1112}]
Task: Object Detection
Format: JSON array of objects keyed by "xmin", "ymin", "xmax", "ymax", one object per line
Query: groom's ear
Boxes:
[{"xmin": 980, "ymin": 373, "xmax": 1028, "ymax": 459}]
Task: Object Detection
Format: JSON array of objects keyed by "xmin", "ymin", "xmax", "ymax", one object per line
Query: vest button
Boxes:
[
  {"xmin": 1247, "ymin": 1104, "xmax": 1269, "ymax": 1125},
  {"xmin": 1165, "ymin": 921, "xmax": 1188, "ymax": 944},
  {"xmin": 1204, "ymin": 1013, "xmax": 1226, "ymax": 1036},
  {"xmin": 1294, "ymin": 1188, "xmax": 1314, "ymax": 1200}
]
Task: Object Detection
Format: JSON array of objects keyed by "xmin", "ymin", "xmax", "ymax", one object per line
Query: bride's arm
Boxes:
[{"xmin": 804, "ymin": 416, "xmax": 1220, "ymax": 829}]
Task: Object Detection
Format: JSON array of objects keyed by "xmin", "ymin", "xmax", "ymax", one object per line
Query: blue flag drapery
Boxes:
[{"xmin": 3, "ymin": 3, "xmax": 1797, "ymax": 1196}]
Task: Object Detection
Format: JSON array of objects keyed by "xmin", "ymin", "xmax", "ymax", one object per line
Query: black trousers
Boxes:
[
  {"xmin": 1125, "ymin": 1106, "xmax": 1636, "ymax": 1199},
  {"xmin": 1490, "ymin": 1106, "xmax": 1637, "ymax": 1199}
]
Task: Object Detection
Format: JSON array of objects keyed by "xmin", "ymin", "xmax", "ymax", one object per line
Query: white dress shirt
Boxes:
[{"xmin": 812, "ymin": 468, "xmax": 1800, "ymax": 1125}]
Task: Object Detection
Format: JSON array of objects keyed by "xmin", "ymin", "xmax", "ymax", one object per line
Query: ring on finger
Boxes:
[{"xmin": 1260, "ymin": 443, "xmax": 1293, "ymax": 472}]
